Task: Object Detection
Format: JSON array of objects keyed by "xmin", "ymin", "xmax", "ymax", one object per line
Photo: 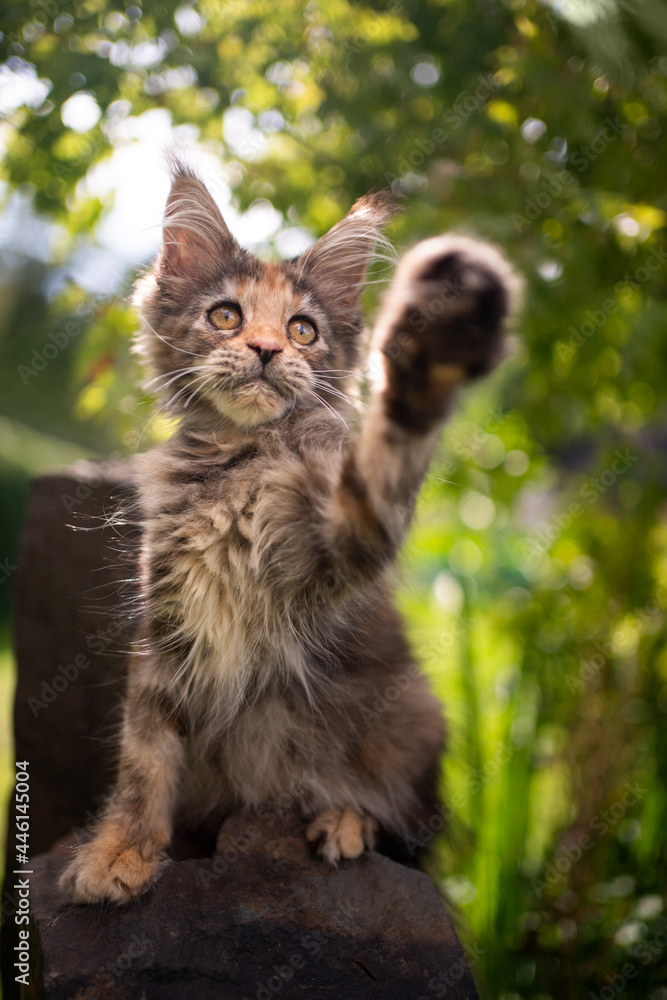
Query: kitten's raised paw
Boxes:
[
  {"xmin": 59, "ymin": 836, "xmax": 163, "ymax": 904},
  {"xmin": 306, "ymin": 807, "xmax": 378, "ymax": 864},
  {"xmin": 378, "ymin": 234, "xmax": 517, "ymax": 395}
]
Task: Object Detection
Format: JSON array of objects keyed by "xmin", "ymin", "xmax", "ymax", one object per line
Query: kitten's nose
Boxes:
[{"xmin": 247, "ymin": 334, "xmax": 283, "ymax": 366}]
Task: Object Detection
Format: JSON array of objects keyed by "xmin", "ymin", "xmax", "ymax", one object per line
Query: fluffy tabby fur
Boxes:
[{"xmin": 60, "ymin": 160, "xmax": 518, "ymax": 903}]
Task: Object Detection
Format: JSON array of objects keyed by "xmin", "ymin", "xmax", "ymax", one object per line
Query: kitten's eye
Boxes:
[
  {"xmin": 209, "ymin": 303, "xmax": 242, "ymax": 330},
  {"xmin": 288, "ymin": 317, "xmax": 317, "ymax": 346}
]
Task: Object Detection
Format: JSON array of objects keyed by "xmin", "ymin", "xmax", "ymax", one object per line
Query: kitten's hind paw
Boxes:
[
  {"xmin": 306, "ymin": 807, "xmax": 378, "ymax": 864},
  {"xmin": 59, "ymin": 836, "xmax": 164, "ymax": 904}
]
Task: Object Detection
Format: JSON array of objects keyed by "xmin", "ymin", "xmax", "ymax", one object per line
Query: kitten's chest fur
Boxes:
[{"xmin": 139, "ymin": 420, "xmax": 346, "ymax": 701}]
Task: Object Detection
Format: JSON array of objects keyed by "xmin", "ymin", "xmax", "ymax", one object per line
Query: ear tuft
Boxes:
[
  {"xmin": 297, "ymin": 191, "xmax": 399, "ymax": 304},
  {"xmin": 161, "ymin": 155, "xmax": 236, "ymax": 276}
]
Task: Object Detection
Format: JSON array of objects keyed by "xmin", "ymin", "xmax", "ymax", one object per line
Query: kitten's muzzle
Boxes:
[{"xmin": 247, "ymin": 334, "xmax": 283, "ymax": 367}]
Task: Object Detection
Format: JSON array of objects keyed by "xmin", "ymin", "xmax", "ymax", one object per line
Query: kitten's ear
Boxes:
[
  {"xmin": 161, "ymin": 165, "xmax": 236, "ymax": 276},
  {"xmin": 297, "ymin": 192, "xmax": 397, "ymax": 304}
]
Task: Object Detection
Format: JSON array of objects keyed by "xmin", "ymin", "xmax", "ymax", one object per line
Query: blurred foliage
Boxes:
[{"xmin": 1, "ymin": 0, "xmax": 667, "ymax": 997}]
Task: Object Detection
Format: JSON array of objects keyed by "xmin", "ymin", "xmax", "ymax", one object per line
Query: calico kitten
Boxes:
[{"xmin": 59, "ymin": 161, "xmax": 517, "ymax": 903}]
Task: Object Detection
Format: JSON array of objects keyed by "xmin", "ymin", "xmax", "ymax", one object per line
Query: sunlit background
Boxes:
[{"xmin": 1, "ymin": 0, "xmax": 667, "ymax": 997}]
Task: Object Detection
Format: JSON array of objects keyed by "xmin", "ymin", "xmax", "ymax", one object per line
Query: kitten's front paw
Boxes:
[
  {"xmin": 306, "ymin": 807, "xmax": 377, "ymax": 864},
  {"xmin": 377, "ymin": 235, "xmax": 518, "ymax": 430},
  {"xmin": 385, "ymin": 235, "xmax": 516, "ymax": 374},
  {"xmin": 59, "ymin": 836, "xmax": 163, "ymax": 904}
]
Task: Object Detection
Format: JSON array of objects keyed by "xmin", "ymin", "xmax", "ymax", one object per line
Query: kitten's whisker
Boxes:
[
  {"xmin": 313, "ymin": 370, "xmax": 361, "ymax": 382},
  {"xmin": 165, "ymin": 367, "xmax": 224, "ymax": 410},
  {"xmin": 311, "ymin": 376, "xmax": 360, "ymax": 395},
  {"xmin": 311, "ymin": 379, "xmax": 366, "ymax": 413},
  {"xmin": 144, "ymin": 366, "xmax": 210, "ymax": 392},
  {"xmin": 134, "ymin": 396, "xmax": 178, "ymax": 453},
  {"xmin": 137, "ymin": 375, "xmax": 206, "ymax": 445},
  {"xmin": 183, "ymin": 371, "xmax": 220, "ymax": 408},
  {"xmin": 166, "ymin": 382, "xmax": 199, "ymax": 410},
  {"xmin": 142, "ymin": 316, "xmax": 209, "ymax": 359},
  {"xmin": 303, "ymin": 387, "xmax": 348, "ymax": 427}
]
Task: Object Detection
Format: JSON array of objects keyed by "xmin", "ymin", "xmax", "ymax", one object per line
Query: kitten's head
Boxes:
[{"xmin": 134, "ymin": 162, "xmax": 396, "ymax": 429}]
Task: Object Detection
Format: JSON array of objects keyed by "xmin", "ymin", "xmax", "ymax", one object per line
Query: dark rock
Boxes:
[{"xmin": 28, "ymin": 811, "xmax": 478, "ymax": 999}]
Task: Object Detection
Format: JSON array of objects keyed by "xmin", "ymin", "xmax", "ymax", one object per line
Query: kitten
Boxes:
[{"xmin": 59, "ymin": 160, "xmax": 517, "ymax": 903}]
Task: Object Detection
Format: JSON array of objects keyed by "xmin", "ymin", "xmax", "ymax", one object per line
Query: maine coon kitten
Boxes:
[{"xmin": 59, "ymin": 161, "xmax": 517, "ymax": 903}]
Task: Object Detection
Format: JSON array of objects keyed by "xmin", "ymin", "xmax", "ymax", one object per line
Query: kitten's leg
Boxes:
[
  {"xmin": 352, "ymin": 235, "xmax": 516, "ymax": 535},
  {"xmin": 303, "ymin": 631, "xmax": 445, "ymax": 865},
  {"xmin": 59, "ymin": 674, "xmax": 185, "ymax": 904},
  {"xmin": 325, "ymin": 235, "xmax": 517, "ymax": 584}
]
